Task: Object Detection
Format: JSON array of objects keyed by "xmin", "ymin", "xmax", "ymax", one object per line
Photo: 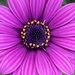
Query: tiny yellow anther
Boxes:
[
  {"xmin": 46, "ymin": 40, "xmax": 49, "ymax": 43},
  {"xmin": 28, "ymin": 22, "xmax": 30, "ymax": 25},
  {"xmin": 33, "ymin": 44, "xmax": 36, "ymax": 47},
  {"xmin": 45, "ymin": 26, "xmax": 48, "ymax": 28},
  {"xmin": 42, "ymin": 43, "xmax": 44, "ymax": 46},
  {"xmin": 37, "ymin": 21, "xmax": 40, "ymax": 24},
  {"xmin": 23, "ymin": 28, "xmax": 25, "ymax": 31},
  {"xmin": 48, "ymin": 33, "xmax": 50, "ymax": 35},
  {"xmin": 45, "ymin": 44, "xmax": 48, "ymax": 46},
  {"xmin": 34, "ymin": 20, "xmax": 37, "ymax": 22},
  {"xmin": 21, "ymin": 32, "xmax": 23, "ymax": 34},
  {"xmin": 47, "ymin": 29, "xmax": 50, "ymax": 32},
  {"xmin": 21, "ymin": 36, "xmax": 25, "ymax": 39},
  {"xmin": 41, "ymin": 22, "xmax": 44, "ymax": 25},
  {"xmin": 24, "ymin": 25, "xmax": 27, "ymax": 28},
  {"xmin": 36, "ymin": 45, "xmax": 39, "ymax": 48},
  {"xmin": 45, "ymin": 32, "xmax": 47, "ymax": 34},
  {"xmin": 31, "ymin": 21, "xmax": 34, "ymax": 24},
  {"xmin": 23, "ymin": 33, "xmax": 26, "ymax": 36},
  {"xmin": 47, "ymin": 36, "xmax": 50, "ymax": 39},
  {"xmin": 29, "ymin": 43, "xmax": 32, "ymax": 46}
]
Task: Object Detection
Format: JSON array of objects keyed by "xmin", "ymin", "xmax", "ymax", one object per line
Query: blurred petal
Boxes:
[
  {"xmin": 0, "ymin": 23, "xmax": 19, "ymax": 36},
  {"xmin": 43, "ymin": 0, "xmax": 63, "ymax": 24},
  {"xmin": 47, "ymin": 44, "xmax": 74, "ymax": 74},
  {"xmin": 0, "ymin": 5, "xmax": 22, "ymax": 28},
  {"xmin": 8, "ymin": 0, "xmax": 30, "ymax": 24},
  {"xmin": 51, "ymin": 60, "xmax": 62, "ymax": 75},
  {"xmin": 36, "ymin": 50, "xmax": 52, "ymax": 75},
  {"xmin": 0, "ymin": 46, "xmax": 26, "ymax": 74},
  {"xmin": 51, "ymin": 23, "xmax": 75, "ymax": 37},
  {"xmin": 0, "ymin": 34, "xmax": 21, "ymax": 49},
  {"xmin": 22, "ymin": 51, "xmax": 38, "ymax": 75},
  {"xmin": 49, "ymin": 3, "xmax": 75, "ymax": 29},
  {"xmin": 11, "ymin": 66, "xmax": 22, "ymax": 75},
  {"xmin": 51, "ymin": 37, "xmax": 75, "ymax": 51},
  {"xmin": 30, "ymin": 0, "xmax": 45, "ymax": 20}
]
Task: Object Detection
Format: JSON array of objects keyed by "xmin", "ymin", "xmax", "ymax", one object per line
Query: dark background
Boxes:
[{"xmin": 0, "ymin": 0, "xmax": 75, "ymax": 75}]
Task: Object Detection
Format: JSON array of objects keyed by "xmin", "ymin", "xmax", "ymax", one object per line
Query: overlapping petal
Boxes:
[
  {"xmin": 0, "ymin": 5, "xmax": 22, "ymax": 28},
  {"xmin": 43, "ymin": 0, "xmax": 63, "ymax": 24},
  {"xmin": 51, "ymin": 37, "xmax": 75, "ymax": 51},
  {"xmin": 0, "ymin": 34, "xmax": 21, "ymax": 50},
  {"xmin": 36, "ymin": 50, "xmax": 52, "ymax": 75},
  {"xmin": 47, "ymin": 43, "xmax": 74, "ymax": 74},
  {"xmin": 22, "ymin": 51, "xmax": 38, "ymax": 75},
  {"xmin": 8, "ymin": 0, "xmax": 30, "ymax": 24},
  {"xmin": 0, "ymin": 45, "xmax": 26, "ymax": 74},
  {"xmin": 49, "ymin": 3, "xmax": 75, "ymax": 29},
  {"xmin": 0, "ymin": 23, "xmax": 19, "ymax": 36},
  {"xmin": 11, "ymin": 66, "xmax": 22, "ymax": 75},
  {"xmin": 30, "ymin": 0, "xmax": 45, "ymax": 20},
  {"xmin": 50, "ymin": 60, "xmax": 62, "ymax": 75},
  {"xmin": 51, "ymin": 22, "xmax": 75, "ymax": 37}
]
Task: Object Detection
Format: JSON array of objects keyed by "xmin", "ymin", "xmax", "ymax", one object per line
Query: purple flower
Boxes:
[{"xmin": 0, "ymin": 0, "xmax": 75, "ymax": 75}]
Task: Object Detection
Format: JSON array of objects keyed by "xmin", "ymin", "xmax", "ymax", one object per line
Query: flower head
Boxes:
[{"xmin": 0, "ymin": 0, "xmax": 75, "ymax": 75}]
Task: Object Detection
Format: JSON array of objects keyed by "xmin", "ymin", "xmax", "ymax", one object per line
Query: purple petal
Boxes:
[
  {"xmin": 47, "ymin": 44, "xmax": 74, "ymax": 74},
  {"xmin": 0, "ymin": 46, "xmax": 26, "ymax": 74},
  {"xmin": 43, "ymin": 0, "xmax": 63, "ymax": 24},
  {"xmin": 22, "ymin": 51, "xmax": 38, "ymax": 75},
  {"xmin": 0, "ymin": 34, "xmax": 21, "ymax": 49},
  {"xmin": 11, "ymin": 66, "xmax": 22, "ymax": 75},
  {"xmin": 50, "ymin": 60, "xmax": 62, "ymax": 75},
  {"xmin": 0, "ymin": 5, "xmax": 22, "ymax": 28},
  {"xmin": 49, "ymin": 3, "xmax": 75, "ymax": 29},
  {"xmin": 49, "ymin": 42, "xmax": 75, "ymax": 59},
  {"xmin": 36, "ymin": 50, "xmax": 52, "ymax": 75},
  {"xmin": 8, "ymin": 0, "xmax": 30, "ymax": 24},
  {"xmin": 0, "ymin": 23, "xmax": 19, "ymax": 36},
  {"xmin": 30, "ymin": 0, "xmax": 45, "ymax": 20},
  {"xmin": 51, "ymin": 23, "xmax": 75, "ymax": 37},
  {"xmin": 0, "ymin": 50, "xmax": 4, "ymax": 63},
  {"xmin": 51, "ymin": 37, "xmax": 75, "ymax": 51}
]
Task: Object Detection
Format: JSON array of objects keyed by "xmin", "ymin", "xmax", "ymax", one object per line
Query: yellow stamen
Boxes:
[
  {"xmin": 21, "ymin": 32, "xmax": 23, "ymax": 34},
  {"xmin": 47, "ymin": 36, "xmax": 50, "ymax": 39},
  {"xmin": 29, "ymin": 43, "xmax": 32, "ymax": 46},
  {"xmin": 37, "ymin": 21, "xmax": 40, "ymax": 24},
  {"xmin": 46, "ymin": 40, "xmax": 49, "ymax": 43},
  {"xmin": 31, "ymin": 21, "xmax": 34, "ymax": 24},
  {"xmin": 33, "ymin": 44, "xmax": 36, "ymax": 47},
  {"xmin": 34, "ymin": 20, "xmax": 37, "ymax": 22},
  {"xmin": 36, "ymin": 45, "xmax": 39, "ymax": 48},
  {"xmin": 28, "ymin": 22, "xmax": 30, "ymax": 25}
]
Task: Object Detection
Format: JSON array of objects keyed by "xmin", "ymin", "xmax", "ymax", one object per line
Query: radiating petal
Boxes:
[
  {"xmin": 43, "ymin": 0, "xmax": 63, "ymax": 24},
  {"xmin": 11, "ymin": 66, "xmax": 22, "ymax": 75},
  {"xmin": 0, "ymin": 23, "xmax": 19, "ymax": 36},
  {"xmin": 22, "ymin": 51, "xmax": 38, "ymax": 75},
  {"xmin": 0, "ymin": 5, "xmax": 22, "ymax": 28},
  {"xmin": 47, "ymin": 43, "xmax": 74, "ymax": 74},
  {"xmin": 30, "ymin": 0, "xmax": 45, "ymax": 20},
  {"xmin": 49, "ymin": 3, "xmax": 75, "ymax": 29},
  {"xmin": 51, "ymin": 23, "xmax": 75, "ymax": 37},
  {"xmin": 51, "ymin": 37, "xmax": 75, "ymax": 51},
  {"xmin": 36, "ymin": 50, "xmax": 52, "ymax": 75},
  {"xmin": 50, "ymin": 60, "xmax": 62, "ymax": 75},
  {"xmin": 0, "ymin": 46, "xmax": 26, "ymax": 74},
  {"xmin": 8, "ymin": 0, "xmax": 30, "ymax": 24},
  {"xmin": 0, "ymin": 34, "xmax": 21, "ymax": 50}
]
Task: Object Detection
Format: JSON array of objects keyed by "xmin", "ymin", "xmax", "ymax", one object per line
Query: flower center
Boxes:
[{"xmin": 21, "ymin": 20, "xmax": 50, "ymax": 49}]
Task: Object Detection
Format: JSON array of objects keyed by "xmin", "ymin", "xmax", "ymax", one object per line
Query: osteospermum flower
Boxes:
[{"xmin": 0, "ymin": 0, "xmax": 75, "ymax": 75}]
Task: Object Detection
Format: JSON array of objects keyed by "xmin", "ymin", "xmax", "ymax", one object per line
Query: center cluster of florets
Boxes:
[{"xmin": 21, "ymin": 20, "xmax": 50, "ymax": 49}]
